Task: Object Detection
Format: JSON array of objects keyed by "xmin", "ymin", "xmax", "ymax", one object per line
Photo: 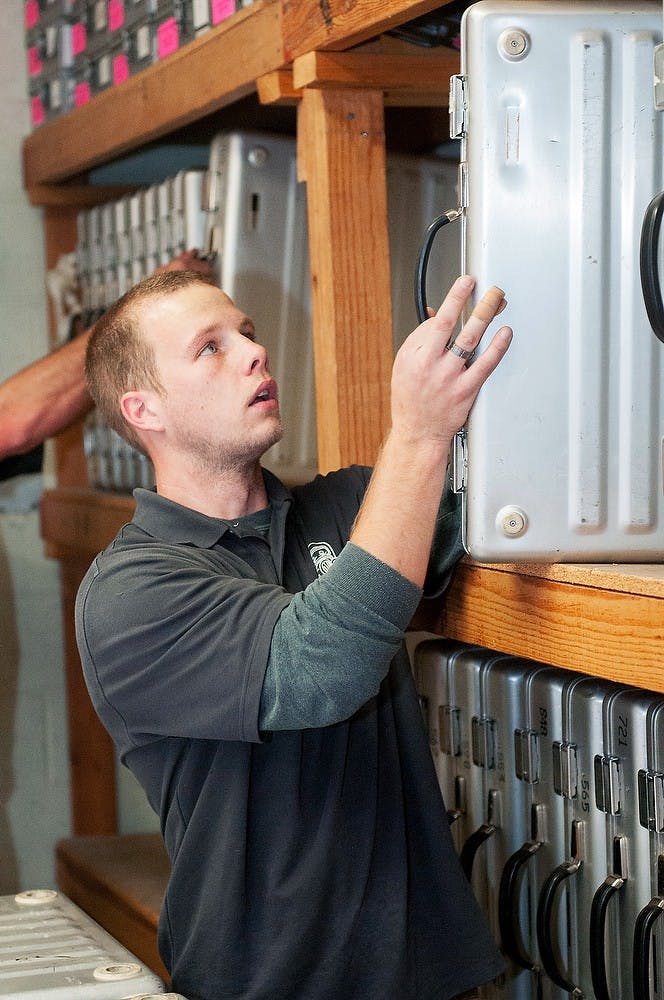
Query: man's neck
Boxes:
[{"xmin": 154, "ymin": 460, "xmax": 269, "ymax": 520}]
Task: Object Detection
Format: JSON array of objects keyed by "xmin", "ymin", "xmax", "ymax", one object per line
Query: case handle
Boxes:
[
  {"xmin": 590, "ymin": 874, "xmax": 625, "ymax": 1000},
  {"xmin": 640, "ymin": 190, "xmax": 664, "ymax": 344},
  {"xmin": 498, "ymin": 839, "xmax": 542, "ymax": 971},
  {"xmin": 633, "ymin": 896, "xmax": 664, "ymax": 999},
  {"xmin": 459, "ymin": 823, "xmax": 496, "ymax": 881},
  {"xmin": 536, "ymin": 858, "xmax": 583, "ymax": 996},
  {"xmin": 414, "ymin": 210, "xmax": 462, "ymax": 324}
]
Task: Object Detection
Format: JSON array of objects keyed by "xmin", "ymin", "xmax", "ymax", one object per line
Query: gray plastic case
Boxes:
[{"xmin": 454, "ymin": 1, "xmax": 664, "ymax": 561}]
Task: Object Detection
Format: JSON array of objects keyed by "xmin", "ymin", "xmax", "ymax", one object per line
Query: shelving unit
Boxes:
[{"xmin": 26, "ymin": 0, "xmax": 664, "ymax": 840}]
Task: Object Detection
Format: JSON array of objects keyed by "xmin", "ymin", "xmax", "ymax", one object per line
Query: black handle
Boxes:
[
  {"xmin": 414, "ymin": 210, "xmax": 462, "ymax": 324},
  {"xmin": 536, "ymin": 858, "xmax": 583, "ymax": 996},
  {"xmin": 498, "ymin": 839, "xmax": 541, "ymax": 971},
  {"xmin": 459, "ymin": 823, "xmax": 496, "ymax": 881},
  {"xmin": 633, "ymin": 896, "xmax": 664, "ymax": 999},
  {"xmin": 590, "ymin": 875, "xmax": 625, "ymax": 1000},
  {"xmin": 640, "ymin": 190, "xmax": 664, "ymax": 345}
]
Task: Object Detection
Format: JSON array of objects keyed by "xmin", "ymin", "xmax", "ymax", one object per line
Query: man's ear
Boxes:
[{"xmin": 120, "ymin": 390, "xmax": 164, "ymax": 434}]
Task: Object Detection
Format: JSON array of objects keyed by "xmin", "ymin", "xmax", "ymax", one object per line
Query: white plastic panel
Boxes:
[{"xmin": 0, "ymin": 890, "xmax": 164, "ymax": 998}]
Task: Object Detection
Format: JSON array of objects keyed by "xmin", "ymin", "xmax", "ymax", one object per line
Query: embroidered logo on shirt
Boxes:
[{"xmin": 308, "ymin": 541, "xmax": 337, "ymax": 577}]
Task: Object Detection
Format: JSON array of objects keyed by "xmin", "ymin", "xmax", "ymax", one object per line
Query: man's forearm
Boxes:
[
  {"xmin": 350, "ymin": 429, "xmax": 451, "ymax": 589},
  {"xmin": 0, "ymin": 329, "xmax": 92, "ymax": 460}
]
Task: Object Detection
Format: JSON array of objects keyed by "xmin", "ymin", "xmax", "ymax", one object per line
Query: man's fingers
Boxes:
[
  {"xmin": 433, "ymin": 275, "xmax": 477, "ymax": 329},
  {"xmin": 440, "ymin": 285, "xmax": 507, "ymax": 364},
  {"xmin": 433, "ymin": 279, "xmax": 506, "ymax": 346},
  {"xmin": 464, "ymin": 324, "xmax": 513, "ymax": 384},
  {"xmin": 470, "ymin": 286, "xmax": 506, "ymax": 324}
]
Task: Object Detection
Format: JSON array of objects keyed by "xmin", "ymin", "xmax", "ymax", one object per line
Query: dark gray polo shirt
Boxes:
[{"xmin": 75, "ymin": 466, "xmax": 504, "ymax": 1000}]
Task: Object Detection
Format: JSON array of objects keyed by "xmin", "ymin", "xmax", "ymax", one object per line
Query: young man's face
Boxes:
[{"xmin": 136, "ymin": 282, "xmax": 283, "ymax": 471}]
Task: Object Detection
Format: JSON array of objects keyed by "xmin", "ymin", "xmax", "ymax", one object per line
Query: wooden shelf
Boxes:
[
  {"xmin": 56, "ymin": 833, "xmax": 169, "ymax": 980},
  {"xmin": 41, "ymin": 488, "xmax": 135, "ymax": 559},
  {"xmin": 440, "ymin": 559, "xmax": 664, "ymax": 693},
  {"xmin": 22, "ymin": 0, "xmax": 446, "ymax": 193}
]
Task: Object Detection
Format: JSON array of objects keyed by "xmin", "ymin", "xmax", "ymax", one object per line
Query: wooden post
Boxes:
[{"xmin": 297, "ymin": 87, "xmax": 393, "ymax": 472}]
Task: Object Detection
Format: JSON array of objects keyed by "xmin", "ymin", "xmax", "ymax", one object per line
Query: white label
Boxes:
[
  {"xmin": 98, "ymin": 53, "xmax": 112, "ymax": 86},
  {"xmin": 94, "ymin": 0, "xmax": 108, "ymax": 31},
  {"xmin": 192, "ymin": 0, "xmax": 211, "ymax": 29},
  {"xmin": 136, "ymin": 23, "xmax": 151, "ymax": 60}
]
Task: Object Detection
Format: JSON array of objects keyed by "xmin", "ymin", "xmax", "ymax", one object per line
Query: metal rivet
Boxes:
[
  {"xmin": 496, "ymin": 506, "xmax": 528, "ymax": 538},
  {"xmin": 247, "ymin": 146, "xmax": 268, "ymax": 168},
  {"xmin": 498, "ymin": 28, "xmax": 530, "ymax": 60}
]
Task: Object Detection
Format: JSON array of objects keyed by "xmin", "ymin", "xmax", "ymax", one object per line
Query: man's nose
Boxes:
[{"xmin": 236, "ymin": 333, "xmax": 269, "ymax": 374}]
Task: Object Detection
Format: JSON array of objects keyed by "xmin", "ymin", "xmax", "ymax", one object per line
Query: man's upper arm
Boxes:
[{"xmin": 75, "ymin": 546, "xmax": 292, "ymax": 746}]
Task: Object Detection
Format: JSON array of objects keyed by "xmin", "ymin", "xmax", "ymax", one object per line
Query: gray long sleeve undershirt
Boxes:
[{"xmin": 259, "ymin": 542, "xmax": 422, "ymax": 731}]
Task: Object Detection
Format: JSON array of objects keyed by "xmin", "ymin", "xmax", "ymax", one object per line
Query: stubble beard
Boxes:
[{"xmin": 182, "ymin": 418, "xmax": 284, "ymax": 477}]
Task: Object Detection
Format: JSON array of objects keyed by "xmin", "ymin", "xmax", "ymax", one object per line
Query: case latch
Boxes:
[
  {"xmin": 594, "ymin": 755, "xmax": 622, "ymax": 814},
  {"xmin": 553, "ymin": 741, "xmax": 578, "ymax": 799},
  {"xmin": 655, "ymin": 44, "xmax": 664, "ymax": 111},
  {"xmin": 449, "ymin": 75, "xmax": 467, "ymax": 139},
  {"xmin": 451, "ymin": 428, "xmax": 467, "ymax": 494}
]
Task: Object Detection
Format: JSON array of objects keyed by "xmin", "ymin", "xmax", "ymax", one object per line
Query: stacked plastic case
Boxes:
[
  {"xmin": 25, "ymin": 0, "xmax": 74, "ymax": 127},
  {"xmin": 25, "ymin": 0, "xmax": 254, "ymax": 123},
  {"xmin": 414, "ymin": 638, "xmax": 664, "ymax": 1000}
]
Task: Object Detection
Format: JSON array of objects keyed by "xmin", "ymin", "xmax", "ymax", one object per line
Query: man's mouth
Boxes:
[{"xmin": 249, "ymin": 379, "xmax": 278, "ymax": 407}]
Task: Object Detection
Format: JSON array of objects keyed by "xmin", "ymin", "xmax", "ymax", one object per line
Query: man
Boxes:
[
  {"xmin": 75, "ymin": 269, "xmax": 512, "ymax": 1000},
  {"xmin": 0, "ymin": 250, "xmax": 209, "ymax": 462}
]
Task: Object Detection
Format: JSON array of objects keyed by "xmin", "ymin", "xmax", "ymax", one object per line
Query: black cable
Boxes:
[
  {"xmin": 640, "ymin": 189, "xmax": 664, "ymax": 344},
  {"xmin": 414, "ymin": 210, "xmax": 462, "ymax": 324}
]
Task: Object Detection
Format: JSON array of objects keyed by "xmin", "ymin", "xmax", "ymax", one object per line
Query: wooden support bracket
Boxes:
[
  {"xmin": 256, "ymin": 69, "xmax": 302, "ymax": 105},
  {"xmin": 258, "ymin": 50, "xmax": 458, "ymax": 106},
  {"xmin": 294, "ymin": 50, "xmax": 457, "ymax": 105}
]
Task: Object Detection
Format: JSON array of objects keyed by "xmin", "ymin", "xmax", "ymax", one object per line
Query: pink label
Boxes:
[
  {"xmin": 211, "ymin": 0, "xmax": 235, "ymax": 24},
  {"xmin": 25, "ymin": 0, "xmax": 39, "ymax": 30},
  {"xmin": 72, "ymin": 22, "xmax": 87, "ymax": 56},
  {"xmin": 31, "ymin": 94, "xmax": 45, "ymax": 126},
  {"xmin": 74, "ymin": 80, "xmax": 91, "ymax": 106},
  {"xmin": 113, "ymin": 52, "xmax": 130, "ymax": 85},
  {"xmin": 28, "ymin": 46, "xmax": 42, "ymax": 76},
  {"xmin": 108, "ymin": 0, "xmax": 125, "ymax": 31},
  {"xmin": 157, "ymin": 17, "xmax": 180, "ymax": 59}
]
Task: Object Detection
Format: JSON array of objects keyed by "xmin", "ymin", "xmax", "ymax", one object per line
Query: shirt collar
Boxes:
[{"xmin": 131, "ymin": 467, "xmax": 292, "ymax": 548}]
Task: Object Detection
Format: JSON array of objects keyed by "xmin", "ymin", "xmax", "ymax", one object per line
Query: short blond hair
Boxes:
[{"xmin": 85, "ymin": 270, "xmax": 214, "ymax": 451}]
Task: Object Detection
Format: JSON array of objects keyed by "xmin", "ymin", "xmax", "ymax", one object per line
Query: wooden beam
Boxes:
[
  {"xmin": 258, "ymin": 56, "xmax": 454, "ymax": 108},
  {"xmin": 41, "ymin": 490, "xmax": 136, "ymax": 836},
  {"xmin": 41, "ymin": 490, "xmax": 135, "ymax": 556},
  {"xmin": 59, "ymin": 558, "xmax": 118, "ymax": 834},
  {"xmin": 293, "ymin": 50, "xmax": 459, "ymax": 92},
  {"xmin": 282, "ymin": 0, "xmax": 446, "ymax": 59},
  {"xmin": 27, "ymin": 183, "xmax": 139, "ymax": 209},
  {"xmin": 256, "ymin": 69, "xmax": 301, "ymax": 105},
  {"xmin": 23, "ymin": 1, "xmax": 285, "ymax": 186},
  {"xmin": 297, "ymin": 87, "xmax": 393, "ymax": 472},
  {"xmin": 439, "ymin": 561, "xmax": 664, "ymax": 691}
]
